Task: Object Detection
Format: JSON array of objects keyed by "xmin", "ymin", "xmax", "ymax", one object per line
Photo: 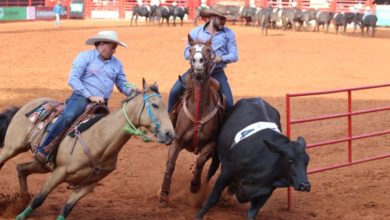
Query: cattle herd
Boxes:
[
  {"xmin": 130, "ymin": 4, "xmax": 378, "ymax": 37},
  {"xmin": 196, "ymin": 4, "xmax": 378, "ymax": 37},
  {"xmin": 131, "ymin": 4, "xmax": 189, "ymax": 26}
]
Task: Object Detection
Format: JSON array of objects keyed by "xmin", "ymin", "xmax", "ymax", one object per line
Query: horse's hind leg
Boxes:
[
  {"xmin": 0, "ymin": 143, "xmax": 28, "ymax": 170},
  {"xmin": 16, "ymin": 168, "xmax": 66, "ymax": 220},
  {"xmin": 190, "ymin": 142, "xmax": 214, "ymax": 193},
  {"xmin": 57, "ymin": 182, "xmax": 98, "ymax": 219},
  {"xmin": 17, "ymin": 160, "xmax": 49, "ymax": 195}
]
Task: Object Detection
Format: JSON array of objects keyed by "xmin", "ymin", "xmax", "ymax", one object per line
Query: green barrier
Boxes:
[
  {"xmin": 376, "ymin": 5, "xmax": 390, "ymax": 26},
  {"xmin": 0, "ymin": 7, "xmax": 27, "ymax": 21}
]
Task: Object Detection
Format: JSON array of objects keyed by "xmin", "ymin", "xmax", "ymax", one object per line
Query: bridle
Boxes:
[
  {"xmin": 122, "ymin": 92, "xmax": 161, "ymax": 142},
  {"xmin": 190, "ymin": 43, "xmax": 216, "ymax": 81}
]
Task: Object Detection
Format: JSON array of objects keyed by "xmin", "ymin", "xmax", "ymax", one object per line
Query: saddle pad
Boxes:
[{"xmin": 68, "ymin": 114, "xmax": 106, "ymax": 137}]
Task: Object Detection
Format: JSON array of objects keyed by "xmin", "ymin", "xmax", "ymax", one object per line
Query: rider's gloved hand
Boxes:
[{"xmin": 214, "ymin": 56, "xmax": 223, "ymax": 63}]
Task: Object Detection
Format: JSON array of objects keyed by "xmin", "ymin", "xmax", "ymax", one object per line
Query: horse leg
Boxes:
[
  {"xmin": 57, "ymin": 183, "xmax": 98, "ymax": 220},
  {"xmin": 159, "ymin": 141, "xmax": 181, "ymax": 203},
  {"xmin": 16, "ymin": 168, "xmax": 66, "ymax": 220},
  {"xmin": 190, "ymin": 142, "xmax": 214, "ymax": 193},
  {"xmin": 17, "ymin": 160, "xmax": 49, "ymax": 195},
  {"xmin": 0, "ymin": 143, "xmax": 28, "ymax": 170}
]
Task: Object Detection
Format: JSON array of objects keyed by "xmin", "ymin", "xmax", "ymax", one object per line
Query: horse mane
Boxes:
[{"xmin": 121, "ymin": 83, "xmax": 160, "ymax": 104}]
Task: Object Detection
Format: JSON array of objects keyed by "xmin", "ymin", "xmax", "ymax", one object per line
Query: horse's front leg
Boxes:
[
  {"xmin": 16, "ymin": 167, "xmax": 66, "ymax": 220},
  {"xmin": 57, "ymin": 182, "xmax": 98, "ymax": 220},
  {"xmin": 159, "ymin": 140, "xmax": 181, "ymax": 204},
  {"xmin": 190, "ymin": 142, "xmax": 214, "ymax": 193},
  {"xmin": 17, "ymin": 160, "xmax": 50, "ymax": 195}
]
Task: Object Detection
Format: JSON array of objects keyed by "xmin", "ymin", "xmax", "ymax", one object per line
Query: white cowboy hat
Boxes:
[{"xmin": 85, "ymin": 30, "xmax": 128, "ymax": 48}]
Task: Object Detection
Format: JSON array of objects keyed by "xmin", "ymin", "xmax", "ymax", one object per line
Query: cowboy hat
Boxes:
[
  {"xmin": 199, "ymin": 5, "xmax": 233, "ymax": 19},
  {"xmin": 85, "ymin": 30, "xmax": 128, "ymax": 48}
]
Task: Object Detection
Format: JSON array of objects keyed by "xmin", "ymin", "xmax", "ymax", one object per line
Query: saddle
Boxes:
[{"xmin": 26, "ymin": 101, "xmax": 110, "ymax": 158}]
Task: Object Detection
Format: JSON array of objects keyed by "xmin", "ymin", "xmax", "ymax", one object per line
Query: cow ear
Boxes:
[
  {"xmin": 297, "ymin": 136, "xmax": 306, "ymax": 148},
  {"xmin": 264, "ymin": 139, "xmax": 283, "ymax": 155}
]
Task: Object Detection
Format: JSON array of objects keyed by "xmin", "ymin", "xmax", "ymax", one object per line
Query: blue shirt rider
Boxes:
[
  {"xmin": 168, "ymin": 6, "xmax": 239, "ymax": 114},
  {"xmin": 34, "ymin": 31, "xmax": 140, "ymax": 164}
]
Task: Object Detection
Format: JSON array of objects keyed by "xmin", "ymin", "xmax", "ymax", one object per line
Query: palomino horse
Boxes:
[
  {"xmin": 0, "ymin": 79, "xmax": 174, "ymax": 220},
  {"xmin": 159, "ymin": 35, "xmax": 225, "ymax": 204}
]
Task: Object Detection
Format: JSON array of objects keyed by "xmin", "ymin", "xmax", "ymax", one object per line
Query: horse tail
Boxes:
[
  {"xmin": 206, "ymin": 150, "xmax": 220, "ymax": 181},
  {"xmin": 0, "ymin": 107, "xmax": 20, "ymax": 148}
]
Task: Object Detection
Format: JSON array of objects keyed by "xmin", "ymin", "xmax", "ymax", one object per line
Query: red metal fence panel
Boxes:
[{"xmin": 285, "ymin": 83, "xmax": 390, "ymax": 210}]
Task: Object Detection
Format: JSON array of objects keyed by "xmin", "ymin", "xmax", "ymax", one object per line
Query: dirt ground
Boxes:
[{"xmin": 0, "ymin": 19, "xmax": 389, "ymax": 220}]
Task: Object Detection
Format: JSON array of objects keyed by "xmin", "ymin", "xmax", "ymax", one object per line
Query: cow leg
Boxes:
[
  {"xmin": 195, "ymin": 171, "xmax": 231, "ymax": 220},
  {"xmin": 247, "ymin": 194, "xmax": 272, "ymax": 220},
  {"xmin": 16, "ymin": 168, "xmax": 66, "ymax": 220},
  {"xmin": 190, "ymin": 142, "xmax": 213, "ymax": 193},
  {"xmin": 159, "ymin": 141, "xmax": 181, "ymax": 203},
  {"xmin": 57, "ymin": 183, "xmax": 97, "ymax": 219},
  {"xmin": 17, "ymin": 160, "xmax": 49, "ymax": 195}
]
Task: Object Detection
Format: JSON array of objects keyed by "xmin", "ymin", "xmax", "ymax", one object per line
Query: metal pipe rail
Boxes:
[{"xmin": 285, "ymin": 83, "xmax": 390, "ymax": 210}]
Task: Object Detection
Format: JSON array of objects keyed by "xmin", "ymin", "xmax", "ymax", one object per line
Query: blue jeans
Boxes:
[
  {"xmin": 168, "ymin": 68, "xmax": 233, "ymax": 113},
  {"xmin": 38, "ymin": 92, "xmax": 89, "ymax": 151}
]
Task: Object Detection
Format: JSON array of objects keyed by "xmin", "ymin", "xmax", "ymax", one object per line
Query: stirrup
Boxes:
[{"xmin": 33, "ymin": 151, "xmax": 49, "ymax": 164}]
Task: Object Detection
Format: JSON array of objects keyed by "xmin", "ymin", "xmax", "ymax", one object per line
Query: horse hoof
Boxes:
[{"xmin": 157, "ymin": 193, "xmax": 169, "ymax": 208}]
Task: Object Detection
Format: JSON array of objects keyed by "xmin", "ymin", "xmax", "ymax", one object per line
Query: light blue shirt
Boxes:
[
  {"xmin": 53, "ymin": 4, "xmax": 63, "ymax": 15},
  {"xmin": 68, "ymin": 49, "xmax": 132, "ymax": 99},
  {"xmin": 184, "ymin": 23, "xmax": 239, "ymax": 69}
]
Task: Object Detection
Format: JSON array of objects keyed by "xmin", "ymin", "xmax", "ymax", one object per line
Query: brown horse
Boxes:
[
  {"xmin": 0, "ymin": 79, "xmax": 174, "ymax": 220},
  {"xmin": 159, "ymin": 35, "xmax": 225, "ymax": 204}
]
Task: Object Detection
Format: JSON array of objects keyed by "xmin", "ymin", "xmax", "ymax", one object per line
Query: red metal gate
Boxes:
[{"xmin": 285, "ymin": 83, "xmax": 390, "ymax": 209}]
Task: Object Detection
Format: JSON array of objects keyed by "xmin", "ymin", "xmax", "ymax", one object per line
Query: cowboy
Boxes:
[
  {"xmin": 34, "ymin": 30, "xmax": 140, "ymax": 164},
  {"xmin": 53, "ymin": 0, "xmax": 64, "ymax": 27},
  {"xmin": 168, "ymin": 6, "xmax": 238, "ymax": 114}
]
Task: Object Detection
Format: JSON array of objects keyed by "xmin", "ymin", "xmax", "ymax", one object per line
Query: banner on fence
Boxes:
[
  {"xmin": 376, "ymin": 5, "xmax": 390, "ymax": 26},
  {"xmin": 0, "ymin": 7, "xmax": 27, "ymax": 21},
  {"xmin": 70, "ymin": 0, "xmax": 85, "ymax": 18}
]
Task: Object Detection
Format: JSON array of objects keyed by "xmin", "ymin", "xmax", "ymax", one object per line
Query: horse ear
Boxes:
[
  {"xmin": 188, "ymin": 34, "xmax": 195, "ymax": 46},
  {"xmin": 142, "ymin": 78, "xmax": 146, "ymax": 90}
]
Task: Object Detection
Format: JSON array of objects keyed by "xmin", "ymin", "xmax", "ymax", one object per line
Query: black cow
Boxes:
[
  {"xmin": 196, "ymin": 98, "xmax": 311, "ymax": 220},
  {"xmin": 240, "ymin": 6, "xmax": 257, "ymax": 26},
  {"xmin": 333, "ymin": 13, "xmax": 347, "ymax": 34},
  {"xmin": 301, "ymin": 9, "xmax": 317, "ymax": 31},
  {"xmin": 130, "ymin": 5, "xmax": 156, "ymax": 26},
  {"xmin": 256, "ymin": 6, "xmax": 273, "ymax": 36},
  {"xmin": 359, "ymin": 14, "xmax": 378, "ymax": 37},
  {"xmin": 156, "ymin": 6, "xmax": 174, "ymax": 26},
  {"xmin": 281, "ymin": 7, "xmax": 304, "ymax": 31},
  {"xmin": 172, "ymin": 6, "xmax": 188, "ymax": 26},
  {"xmin": 314, "ymin": 11, "xmax": 333, "ymax": 33}
]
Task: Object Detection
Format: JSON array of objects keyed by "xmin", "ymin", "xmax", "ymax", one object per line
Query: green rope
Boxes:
[
  {"xmin": 16, "ymin": 206, "xmax": 33, "ymax": 220},
  {"xmin": 122, "ymin": 101, "xmax": 152, "ymax": 143}
]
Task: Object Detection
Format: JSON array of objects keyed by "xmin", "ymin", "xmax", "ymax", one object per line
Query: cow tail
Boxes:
[
  {"xmin": 206, "ymin": 150, "xmax": 220, "ymax": 181},
  {"xmin": 0, "ymin": 107, "xmax": 19, "ymax": 148}
]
